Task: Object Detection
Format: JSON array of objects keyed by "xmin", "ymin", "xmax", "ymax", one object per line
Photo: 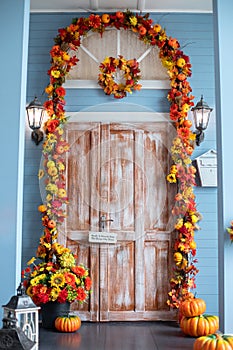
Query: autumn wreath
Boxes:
[{"xmin": 98, "ymin": 55, "xmax": 142, "ymax": 99}]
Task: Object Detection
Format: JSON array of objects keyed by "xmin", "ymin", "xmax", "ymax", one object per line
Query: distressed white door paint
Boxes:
[{"xmin": 63, "ymin": 120, "xmax": 176, "ymax": 321}]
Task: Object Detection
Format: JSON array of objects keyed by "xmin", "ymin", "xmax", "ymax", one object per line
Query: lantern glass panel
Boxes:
[
  {"xmin": 27, "ymin": 107, "xmax": 44, "ymax": 130},
  {"xmin": 193, "ymin": 108, "xmax": 211, "ymax": 131}
]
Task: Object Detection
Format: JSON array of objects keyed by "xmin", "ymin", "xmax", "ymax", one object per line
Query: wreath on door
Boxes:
[{"xmin": 42, "ymin": 10, "xmax": 200, "ymax": 309}]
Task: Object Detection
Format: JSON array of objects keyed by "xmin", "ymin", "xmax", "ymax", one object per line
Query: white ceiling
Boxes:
[{"xmin": 30, "ymin": 0, "xmax": 213, "ymax": 13}]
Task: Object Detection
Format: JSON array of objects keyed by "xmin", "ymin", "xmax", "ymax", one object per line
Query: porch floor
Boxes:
[{"xmin": 39, "ymin": 321, "xmax": 195, "ymax": 349}]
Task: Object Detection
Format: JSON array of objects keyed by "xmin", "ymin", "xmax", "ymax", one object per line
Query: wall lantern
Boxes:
[
  {"xmin": 1, "ymin": 283, "xmax": 40, "ymax": 347},
  {"xmin": 26, "ymin": 96, "xmax": 45, "ymax": 145},
  {"xmin": 191, "ymin": 95, "xmax": 213, "ymax": 146}
]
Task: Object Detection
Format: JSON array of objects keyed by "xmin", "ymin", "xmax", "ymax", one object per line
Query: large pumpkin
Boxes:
[
  {"xmin": 180, "ymin": 314, "xmax": 219, "ymax": 337},
  {"xmin": 180, "ymin": 298, "xmax": 206, "ymax": 317},
  {"xmin": 55, "ymin": 315, "xmax": 81, "ymax": 333},
  {"xmin": 194, "ymin": 333, "xmax": 233, "ymax": 350}
]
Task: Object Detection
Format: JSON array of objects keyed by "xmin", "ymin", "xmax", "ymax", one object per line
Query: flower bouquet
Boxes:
[{"xmin": 22, "ymin": 227, "xmax": 92, "ymax": 305}]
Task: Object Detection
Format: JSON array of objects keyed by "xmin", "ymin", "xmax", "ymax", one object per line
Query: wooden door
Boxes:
[{"xmin": 63, "ymin": 121, "xmax": 176, "ymax": 322}]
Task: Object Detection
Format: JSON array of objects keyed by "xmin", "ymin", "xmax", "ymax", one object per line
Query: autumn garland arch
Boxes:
[{"xmin": 42, "ymin": 10, "xmax": 200, "ymax": 309}]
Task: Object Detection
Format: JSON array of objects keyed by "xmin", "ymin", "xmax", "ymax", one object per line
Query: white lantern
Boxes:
[{"xmin": 2, "ymin": 284, "xmax": 40, "ymax": 346}]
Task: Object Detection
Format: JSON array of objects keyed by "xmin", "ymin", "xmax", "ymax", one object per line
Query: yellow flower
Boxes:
[
  {"xmin": 43, "ymin": 142, "xmax": 53, "ymax": 152},
  {"xmin": 46, "ymin": 183, "xmax": 58, "ymax": 194},
  {"xmin": 60, "ymin": 252, "xmax": 75, "ymax": 268},
  {"xmin": 50, "ymin": 287, "xmax": 60, "ymax": 301},
  {"xmin": 38, "ymin": 169, "xmax": 45, "ymax": 179},
  {"xmin": 177, "ymin": 58, "xmax": 186, "ymax": 68},
  {"xmin": 189, "ymin": 132, "xmax": 196, "ymax": 141},
  {"xmin": 58, "ymin": 188, "xmax": 67, "ymax": 198},
  {"xmin": 191, "ymin": 214, "xmax": 199, "ymax": 223},
  {"xmin": 50, "ymin": 272, "xmax": 66, "ymax": 288},
  {"xmin": 46, "ymin": 194, "xmax": 53, "ymax": 202},
  {"xmin": 30, "ymin": 274, "xmax": 47, "ymax": 286},
  {"xmin": 57, "ymin": 126, "xmax": 64, "ymax": 135},
  {"xmin": 48, "ymin": 166, "xmax": 58, "ymax": 177},
  {"xmin": 75, "ymin": 277, "xmax": 81, "ymax": 285},
  {"xmin": 27, "ymin": 257, "xmax": 36, "ymax": 265},
  {"xmin": 63, "ymin": 52, "xmax": 70, "ymax": 61},
  {"xmin": 184, "ymin": 158, "xmax": 191, "ymax": 165},
  {"xmin": 57, "ymin": 162, "xmax": 65, "ymax": 171},
  {"xmin": 182, "ymin": 103, "xmax": 190, "ymax": 113},
  {"xmin": 170, "ymin": 165, "xmax": 177, "ymax": 174},
  {"xmin": 47, "ymin": 160, "xmax": 55, "ymax": 168},
  {"xmin": 184, "ymin": 222, "xmax": 193, "ymax": 230},
  {"xmin": 51, "ymin": 70, "xmax": 61, "ymax": 78},
  {"xmin": 129, "ymin": 16, "xmax": 137, "ymax": 26},
  {"xmin": 43, "ymin": 242, "xmax": 51, "ymax": 249},
  {"xmin": 175, "ymin": 218, "xmax": 183, "ymax": 230},
  {"xmin": 30, "ymin": 271, "xmax": 38, "ymax": 277},
  {"xmin": 47, "ymin": 134, "xmax": 57, "ymax": 142},
  {"xmin": 103, "ymin": 56, "xmax": 110, "ymax": 65},
  {"xmin": 162, "ymin": 59, "xmax": 174, "ymax": 69},
  {"xmin": 167, "ymin": 173, "xmax": 176, "ymax": 183},
  {"xmin": 173, "ymin": 138, "xmax": 182, "ymax": 146},
  {"xmin": 53, "ymin": 243, "xmax": 66, "ymax": 255}
]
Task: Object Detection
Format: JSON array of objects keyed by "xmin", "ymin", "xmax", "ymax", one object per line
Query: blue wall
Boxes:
[
  {"xmin": 213, "ymin": 0, "xmax": 233, "ymax": 333},
  {"xmin": 23, "ymin": 12, "xmax": 218, "ymax": 315},
  {"xmin": 0, "ymin": 0, "xmax": 30, "ymax": 323}
]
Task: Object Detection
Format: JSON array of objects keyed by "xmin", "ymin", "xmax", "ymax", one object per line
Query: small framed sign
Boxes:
[{"xmin": 89, "ymin": 231, "xmax": 117, "ymax": 244}]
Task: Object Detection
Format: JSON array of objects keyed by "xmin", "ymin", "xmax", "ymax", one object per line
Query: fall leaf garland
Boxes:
[{"xmin": 42, "ymin": 10, "xmax": 200, "ymax": 309}]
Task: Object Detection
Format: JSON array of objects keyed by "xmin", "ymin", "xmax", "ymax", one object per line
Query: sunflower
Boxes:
[
  {"xmin": 50, "ymin": 272, "xmax": 66, "ymax": 288},
  {"xmin": 50, "ymin": 287, "xmax": 60, "ymax": 301}
]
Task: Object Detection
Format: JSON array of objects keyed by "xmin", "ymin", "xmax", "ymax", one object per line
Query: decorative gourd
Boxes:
[
  {"xmin": 180, "ymin": 314, "xmax": 219, "ymax": 337},
  {"xmin": 55, "ymin": 315, "xmax": 81, "ymax": 333},
  {"xmin": 180, "ymin": 298, "xmax": 206, "ymax": 317},
  {"xmin": 194, "ymin": 333, "xmax": 233, "ymax": 350}
]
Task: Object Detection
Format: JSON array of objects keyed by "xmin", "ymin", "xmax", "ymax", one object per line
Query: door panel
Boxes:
[{"xmin": 63, "ymin": 121, "xmax": 176, "ymax": 321}]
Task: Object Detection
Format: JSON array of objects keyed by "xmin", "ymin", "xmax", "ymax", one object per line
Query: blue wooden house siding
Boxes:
[{"xmin": 23, "ymin": 12, "xmax": 217, "ymax": 315}]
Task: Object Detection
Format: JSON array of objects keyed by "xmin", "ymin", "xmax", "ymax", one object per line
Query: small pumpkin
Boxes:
[
  {"xmin": 180, "ymin": 298, "xmax": 206, "ymax": 317},
  {"xmin": 180, "ymin": 314, "xmax": 219, "ymax": 337},
  {"xmin": 194, "ymin": 333, "xmax": 233, "ymax": 350},
  {"xmin": 55, "ymin": 315, "xmax": 81, "ymax": 333}
]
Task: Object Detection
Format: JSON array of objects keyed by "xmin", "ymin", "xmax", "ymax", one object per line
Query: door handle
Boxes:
[{"xmin": 100, "ymin": 215, "xmax": 114, "ymax": 230}]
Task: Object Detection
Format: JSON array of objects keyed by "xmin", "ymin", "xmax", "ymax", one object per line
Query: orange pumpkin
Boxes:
[
  {"xmin": 55, "ymin": 315, "xmax": 81, "ymax": 333},
  {"xmin": 180, "ymin": 298, "xmax": 206, "ymax": 317},
  {"xmin": 194, "ymin": 333, "xmax": 233, "ymax": 350},
  {"xmin": 138, "ymin": 26, "xmax": 147, "ymax": 36},
  {"xmin": 183, "ymin": 119, "xmax": 192, "ymax": 128},
  {"xmin": 47, "ymin": 219, "xmax": 56, "ymax": 229},
  {"xmin": 102, "ymin": 14, "xmax": 110, "ymax": 24},
  {"xmin": 180, "ymin": 314, "xmax": 219, "ymax": 337},
  {"xmin": 116, "ymin": 11, "xmax": 124, "ymax": 19}
]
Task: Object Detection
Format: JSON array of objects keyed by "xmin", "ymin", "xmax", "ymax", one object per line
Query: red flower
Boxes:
[
  {"xmin": 46, "ymin": 119, "xmax": 60, "ymax": 133},
  {"xmin": 51, "ymin": 200, "xmax": 63, "ymax": 208},
  {"xmin": 84, "ymin": 276, "xmax": 92, "ymax": 291},
  {"xmin": 64, "ymin": 272, "xmax": 76, "ymax": 287},
  {"xmin": 55, "ymin": 87, "xmax": 66, "ymax": 97},
  {"xmin": 76, "ymin": 287, "xmax": 87, "ymax": 301},
  {"xmin": 72, "ymin": 266, "xmax": 86, "ymax": 277},
  {"xmin": 44, "ymin": 100, "xmax": 54, "ymax": 116},
  {"xmin": 89, "ymin": 14, "xmax": 101, "ymax": 28},
  {"xmin": 57, "ymin": 288, "xmax": 68, "ymax": 303}
]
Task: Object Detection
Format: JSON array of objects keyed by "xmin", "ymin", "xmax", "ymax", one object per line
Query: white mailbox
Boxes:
[{"xmin": 194, "ymin": 149, "xmax": 217, "ymax": 187}]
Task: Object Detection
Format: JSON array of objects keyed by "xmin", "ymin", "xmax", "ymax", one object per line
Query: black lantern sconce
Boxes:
[
  {"xmin": 26, "ymin": 97, "xmax": 45, "ymax": 145},
  {"xmin": 191, "ymin": 95, "xmax": 213, "ymax": 146}
]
